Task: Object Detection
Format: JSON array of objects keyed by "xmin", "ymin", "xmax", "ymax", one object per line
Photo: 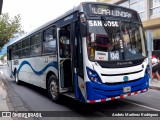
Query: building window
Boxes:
[
  {"xmin": 150, "ymin": 0, "xmax": 160, "ymax": 15},
  {"xmin": 119, "ymin": 1, "xmax": 129, "ymax": 8},
  {"xmin": 130, "ymin": 0, "xmax": 144, "ymax": 12},
  {"xmin": 130, "ymin": 0, "xmax": 145, "ymax": 19},
  {"xmin": 139, "ymin": 12, "xmax": 145, "ymax": 19},
  {"xmin": 118, "ymin": 0, "xmax": 145, "ymax": 20},
  {"xmin": 129, "ymin": 0, "xmax": 138, "ymax": 4}
]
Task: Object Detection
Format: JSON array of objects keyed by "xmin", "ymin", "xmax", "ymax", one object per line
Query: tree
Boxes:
[
  {"xmin": 0, "ymin": 53, "xmax": 6, "ymax": 61},
  {"xmin": 0, "ymin": 13, "xmax": 23, "ymax": 49}
]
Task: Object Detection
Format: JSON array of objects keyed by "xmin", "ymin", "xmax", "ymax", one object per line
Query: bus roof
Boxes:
[
  {"xmin": 8, "ymin": 2, "xmax": 82, "ymax": 46},
  {"xmin": 8, "ymin": 2, "xmax": 139, "ymax": 47}
]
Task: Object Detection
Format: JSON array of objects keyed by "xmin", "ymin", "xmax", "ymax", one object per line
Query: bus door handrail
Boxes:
[{"xmin": 60, "ymin": 53, "xmax": 71, "ymax": 65}]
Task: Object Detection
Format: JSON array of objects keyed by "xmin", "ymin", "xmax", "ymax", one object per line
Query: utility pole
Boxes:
[{"xmin": 146, "ymin": 30, "xmax": 153, "ymax": 80}]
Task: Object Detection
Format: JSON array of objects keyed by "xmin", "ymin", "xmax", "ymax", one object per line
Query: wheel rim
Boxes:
[{"xmin": 49, "ymin": 80, "xmax": 58, "ymax": 99}]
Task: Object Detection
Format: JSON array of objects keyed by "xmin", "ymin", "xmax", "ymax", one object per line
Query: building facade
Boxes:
[{"xmin": 97, "ymin": 0, "xmax": 160, "ymax": 57}]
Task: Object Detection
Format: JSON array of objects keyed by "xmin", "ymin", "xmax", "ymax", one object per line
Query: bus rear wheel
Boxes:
[{"xmin": 48, "ymin": 75, "xmax": 59, "ymax": 102}]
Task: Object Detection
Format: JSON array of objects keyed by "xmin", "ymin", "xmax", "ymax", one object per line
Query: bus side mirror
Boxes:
[{"xmin": 90, "ymin": 33, "xmax": 95, "ymax": 42}]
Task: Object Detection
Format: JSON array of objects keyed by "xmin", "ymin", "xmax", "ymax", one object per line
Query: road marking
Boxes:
[
  {"xmin": 120, "ymin": 99, "xmax": 160, "ymax": 111},
  {"xmin": 0, "ymin": 70, "xmax": 3, "ymax": 75},
  {"xmin": 95, "ymin": 111, "xmax": 106, "ymax": 117}
]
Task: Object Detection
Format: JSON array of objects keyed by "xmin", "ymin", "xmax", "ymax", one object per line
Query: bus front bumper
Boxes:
[{"xmin": 85, "ymin": 74, "xmax": 149, "ymax": 103}]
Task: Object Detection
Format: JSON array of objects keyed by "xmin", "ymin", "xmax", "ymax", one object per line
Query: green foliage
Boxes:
[
  {"xmin": 0, "ymin": 13, "xmax": 23, "ymax": 49},
  {"xmin": 0, "ymin": 53, "xmax": 6, "ymax": 60}
]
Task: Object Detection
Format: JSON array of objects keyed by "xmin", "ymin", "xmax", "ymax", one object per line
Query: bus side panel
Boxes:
[
  {"xmin": 35, "ymin": 55, "xmax": 58, "ymax": 89},
  {"xmin": 11, "ymin": 56, "xmax": 58, "ymax": 89},
  {"xmin": 17, "ymin": 58, "xmax": 34, "ymax": 84}
]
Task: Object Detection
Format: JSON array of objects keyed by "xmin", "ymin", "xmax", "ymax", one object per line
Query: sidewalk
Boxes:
[
  {"xmin": 0, "ymin": 70, "xmax": 34, "ymax": 120},
  {"xmin": 149, "ymin": 78, "xmax": 160, "ymax": 91},
  {"xmin": 0, "ymin": 79, "xmax": 12, "ymax": 120}
]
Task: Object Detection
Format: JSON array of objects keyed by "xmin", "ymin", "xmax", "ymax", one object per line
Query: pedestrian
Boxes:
[
  {"xmin": 152, "ymin": 55, "xmax": 158, "ymax": 65},
  {"xmin": 152, "ymin": 57, "xmax": 160, "ymax": 81}
]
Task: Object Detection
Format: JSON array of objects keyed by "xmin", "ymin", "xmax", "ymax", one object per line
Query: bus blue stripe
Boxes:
[{"xmin": 17, "ymin": 60, "xmax": 58, "ymax": 75}]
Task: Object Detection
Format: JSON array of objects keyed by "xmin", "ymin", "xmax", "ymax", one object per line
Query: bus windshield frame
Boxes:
[{"xmin": 87, "ymin": 19, "xmax": 146, "ymax": 64}]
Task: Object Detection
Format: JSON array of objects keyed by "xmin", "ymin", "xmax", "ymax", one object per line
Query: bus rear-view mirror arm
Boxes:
[{"xmin": 90, "ymin": 33, "xmax": 95, "ymax": 43}]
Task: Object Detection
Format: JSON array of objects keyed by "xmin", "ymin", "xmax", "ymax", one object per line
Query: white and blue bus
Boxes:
[{"xmin": 7, "ymin": 2, "xmax": 149, "ymax": 103}]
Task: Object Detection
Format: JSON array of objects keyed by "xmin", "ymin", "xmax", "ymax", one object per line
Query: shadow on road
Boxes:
[{"xmin": 13, "ymin": 80, "xmax": 133, "ymax": 117}]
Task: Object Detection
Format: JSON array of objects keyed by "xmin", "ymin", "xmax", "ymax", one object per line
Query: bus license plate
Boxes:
[{"xmin": 123, "ymin": 86, "xmax": 131, "ymax": 93}]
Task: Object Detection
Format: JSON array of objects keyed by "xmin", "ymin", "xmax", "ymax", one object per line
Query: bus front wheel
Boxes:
[{"xmin": 48, "ymin": 75, "xmax": 59, "ymax": 102}]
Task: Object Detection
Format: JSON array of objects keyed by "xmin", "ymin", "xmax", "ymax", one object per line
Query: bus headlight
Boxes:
[{"xmin": 86, "ymin": 67, "xmax": 102, "ymax": 83}]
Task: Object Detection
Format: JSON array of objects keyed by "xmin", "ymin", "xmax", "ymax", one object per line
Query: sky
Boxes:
[{"xmin": 2, "ymin": 0, "xmax": 95, "ymax": 33}]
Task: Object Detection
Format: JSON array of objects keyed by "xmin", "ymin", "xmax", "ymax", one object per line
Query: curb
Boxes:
[
  {"xmin": 149, "ymin": 85, "xmax": 160, "ymax": 91},
  {"xmin": 0, "ymin": 82, "xmax": 12, "ymax": 120},
  {"xmin": 1, "ymin": 74, "xmax": 27, "ymax": 111}
]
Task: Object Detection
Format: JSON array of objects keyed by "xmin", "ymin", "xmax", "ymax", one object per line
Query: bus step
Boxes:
[{"xmin": 63, "ymin": 92, "xmax": 75, "ymax": 99}]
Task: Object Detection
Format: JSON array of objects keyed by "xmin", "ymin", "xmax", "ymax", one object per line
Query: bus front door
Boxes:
[
  {"xmin": 7, "ymin": 48, "xmax": 12, "ymax": 77},
  {"xmin": 58, "ymin": 29, "xmax": 72, "ymax": 90}
]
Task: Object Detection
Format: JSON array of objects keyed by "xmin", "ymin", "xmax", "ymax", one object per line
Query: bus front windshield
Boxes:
[{"xmin": 87, "ymin": 20, "xmax": 146, "ymax": 62}]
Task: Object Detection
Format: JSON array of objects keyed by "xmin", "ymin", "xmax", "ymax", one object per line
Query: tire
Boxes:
[
  {"xmin": 47, "ymin": 75, "xmax": 60, "ymax": 102},
  {"xmin": 15, "ymin": 71, "xmax": 21, "ymax": 85}
]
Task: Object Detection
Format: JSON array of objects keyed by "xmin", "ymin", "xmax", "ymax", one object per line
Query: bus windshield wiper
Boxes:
[
  {"xmin": 129, "ymin": 19, "xmax": 134, "ymax": 50},
  {"xmin": 100, "ymin": 16, "xmax": 112, "ymax": 42}
]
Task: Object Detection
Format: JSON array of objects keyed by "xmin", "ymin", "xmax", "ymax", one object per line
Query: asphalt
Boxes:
[{"xmin": 0, "ymin": 69, "xmax": 160, "ymax": 119}]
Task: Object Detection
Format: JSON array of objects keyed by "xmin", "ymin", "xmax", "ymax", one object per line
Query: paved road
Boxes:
[{"xmin": 0, "ymin": 66, "xmax": 160, "ymax": 120}]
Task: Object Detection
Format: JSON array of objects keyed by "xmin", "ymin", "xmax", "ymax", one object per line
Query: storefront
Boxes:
[{"xmin": 152, "ymin": 28, "xmax": 160, "ymax": 57}]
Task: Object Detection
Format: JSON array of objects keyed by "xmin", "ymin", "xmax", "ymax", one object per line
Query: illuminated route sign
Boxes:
[{"xmin": 86, "ymin": 4, "xmax": 139, "ymax": 21}]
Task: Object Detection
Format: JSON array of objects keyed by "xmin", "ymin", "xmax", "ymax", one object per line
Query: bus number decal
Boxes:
[
  {"xmin": 110, "ymin": 51, "xmax": 120, "ymax": 60},
  {"xmin": 13, "ymin": 60, "xmax": 19, "ymax": 65}
]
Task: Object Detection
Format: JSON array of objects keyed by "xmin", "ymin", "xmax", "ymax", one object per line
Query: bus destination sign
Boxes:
[{"xmin": 89, "ymin": 4, "xmax": 136, "ymax": 19}]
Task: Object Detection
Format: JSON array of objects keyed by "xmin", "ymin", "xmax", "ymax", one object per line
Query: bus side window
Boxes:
[
  {"xmin": 43, "ymin": 27, "xmax": 57, "ymax": 54},
  {"xmin": 30, "ymin": 32, "xmax": 42, "ymax": 56},
  {"xmin": 13, "ymin": 42, "xmax": 22, "ymax": 59},
  {"xmin": 22, "ymin": 38, "xmax": 30, "ymax": 58},
  {"xmin": 59, "ymin": 30, "xmax": 70, "ymax": 58}
]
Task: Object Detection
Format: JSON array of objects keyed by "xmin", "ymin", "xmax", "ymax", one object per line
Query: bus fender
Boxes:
[{"xmin": 46, "ymin": 71, "xmax": 57, "ymax": 89}]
